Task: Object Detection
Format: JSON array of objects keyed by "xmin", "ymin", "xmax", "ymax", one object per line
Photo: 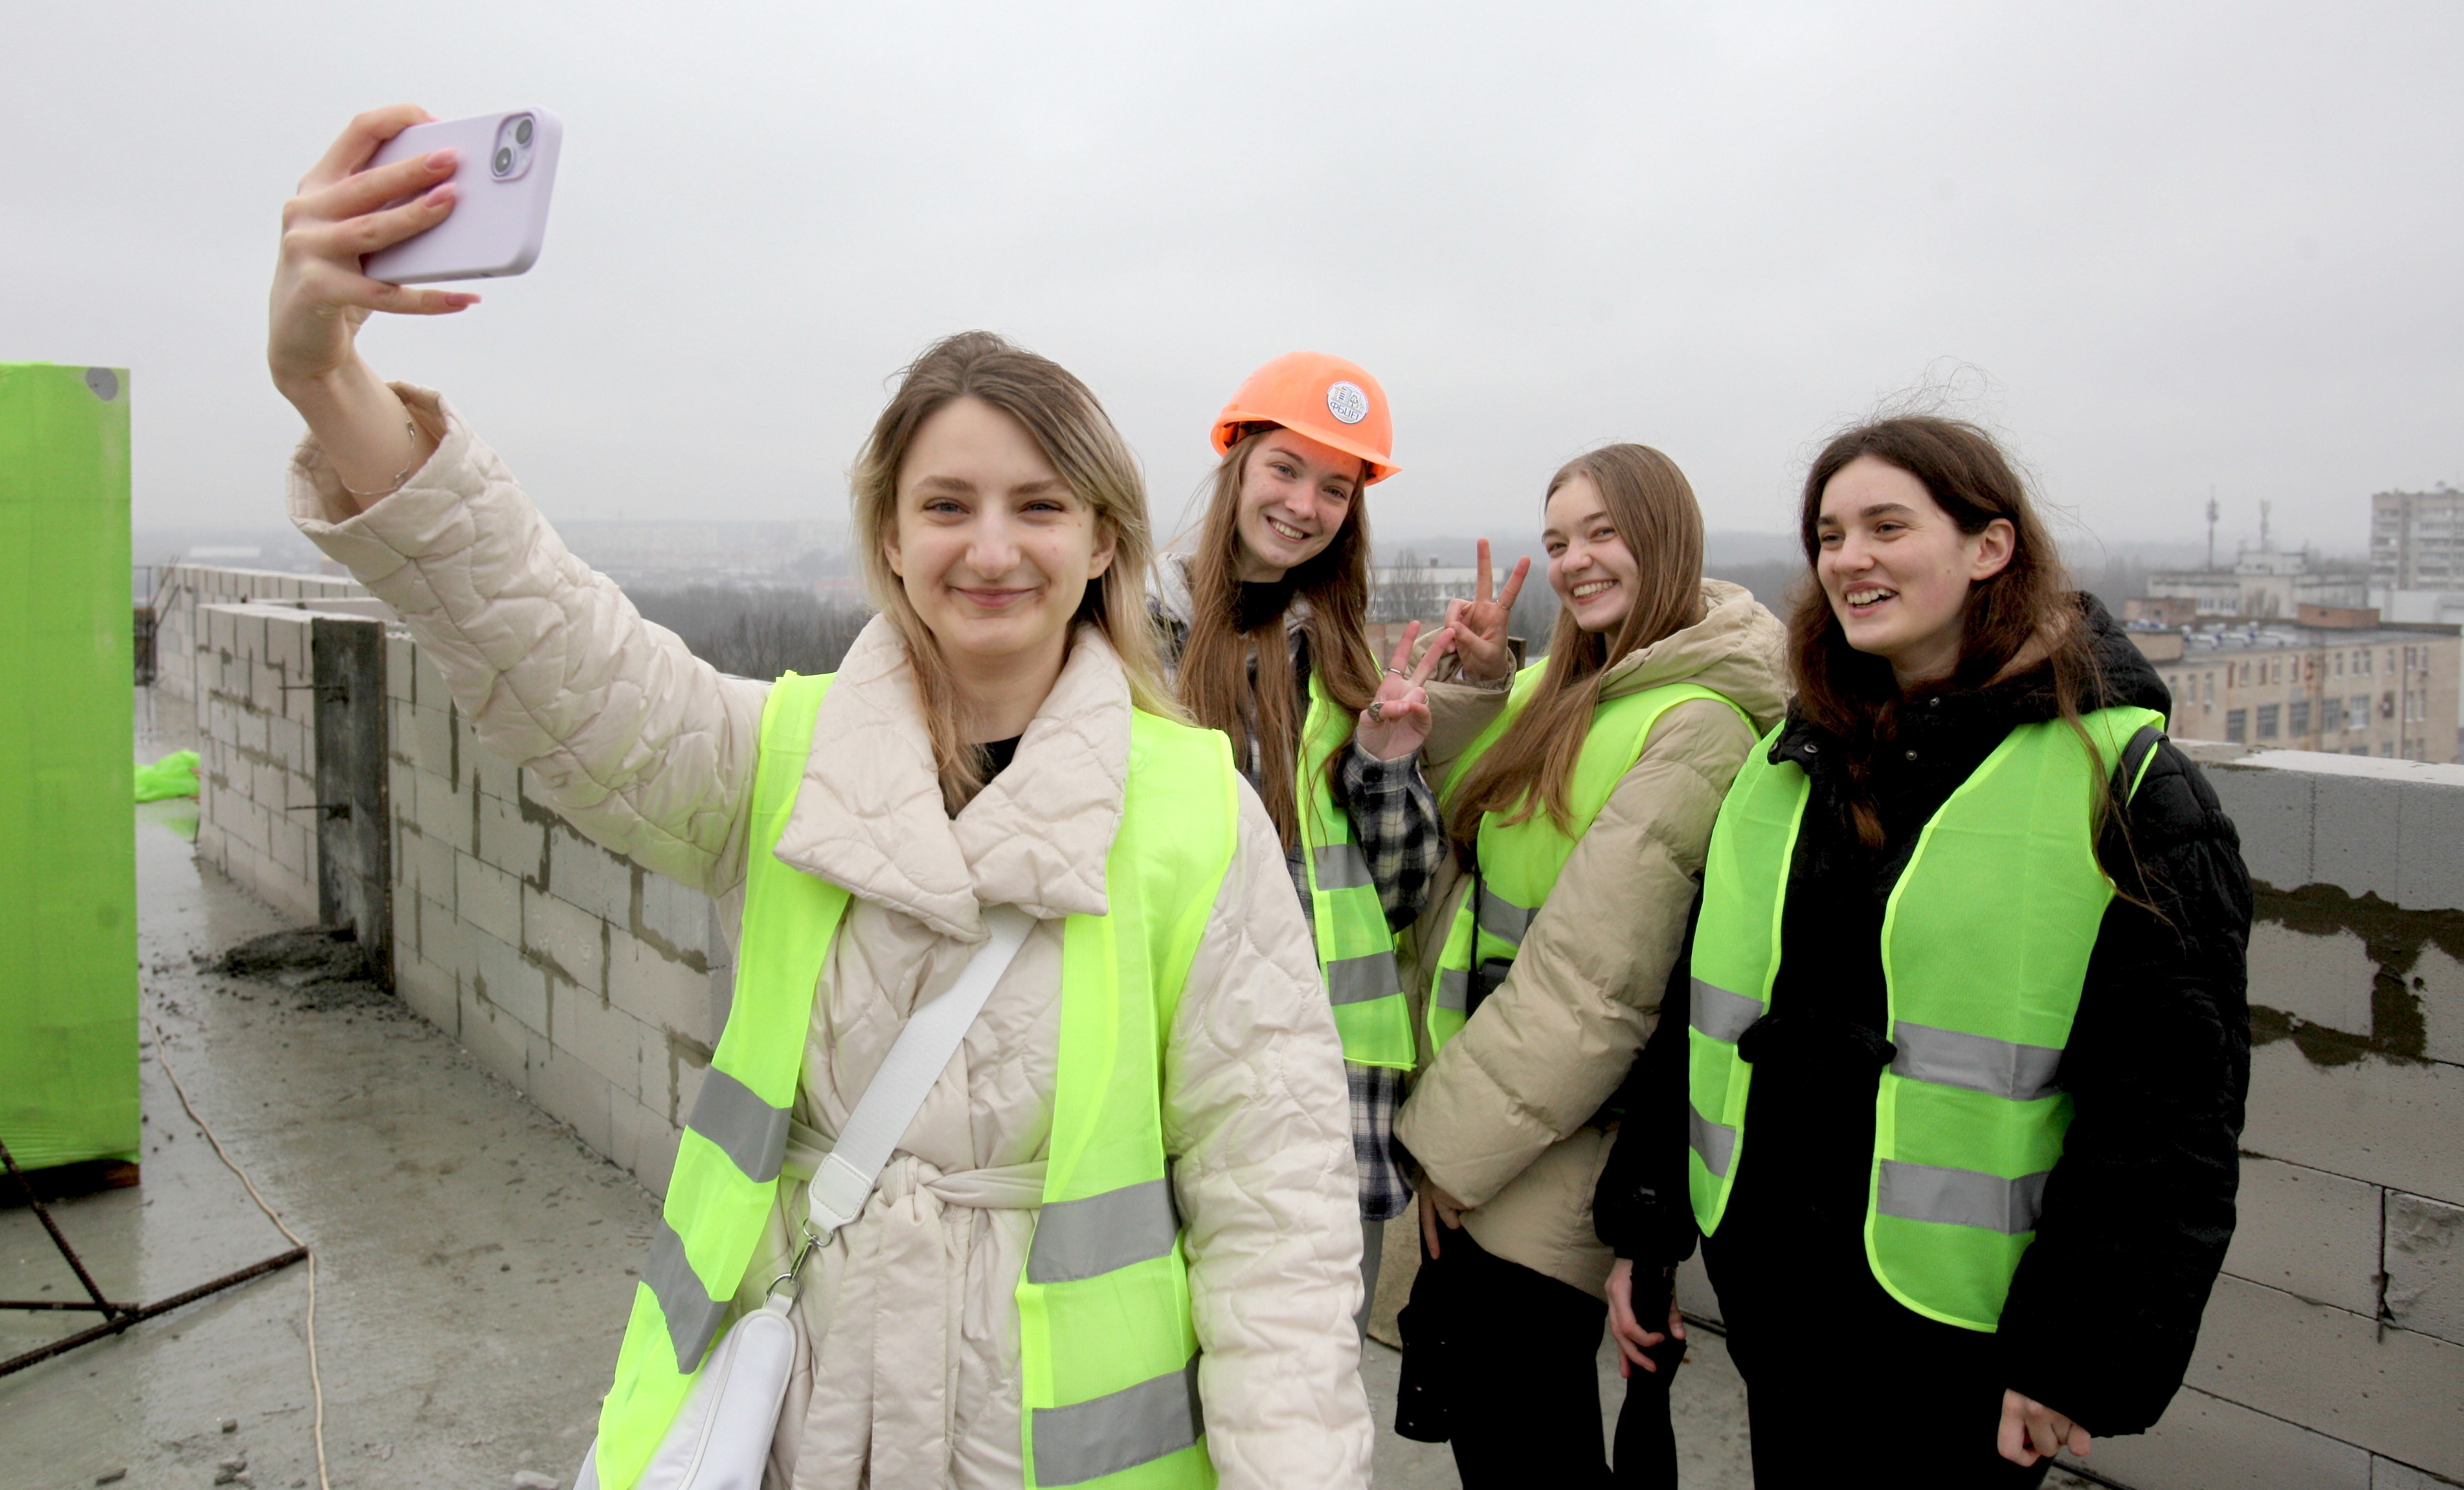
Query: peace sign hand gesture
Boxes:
[
  {"xmin": 1356, "ymin": 621, "xmax": 1457, "ymax": 762},
  {"xmin": 1443, "ymin": 538, "xmax": 1531, "ymax": 684}
]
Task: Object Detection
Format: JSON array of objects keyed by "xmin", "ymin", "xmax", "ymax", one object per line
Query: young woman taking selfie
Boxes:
[
  {"xmin": 1151, "ymin": 353, "xmax": 1454, "ymax": 1301},
  {"xmin": 1683, "ymin": 416, "xmax": 2252, "ymax": 1483},
  {"xmin": 267, "ymin": 107, "xmax": 1372, "ymax": 1490},
  {"xmin": 1390, "ymin": 445, "xmax": 1788, "ymax": 1488}
]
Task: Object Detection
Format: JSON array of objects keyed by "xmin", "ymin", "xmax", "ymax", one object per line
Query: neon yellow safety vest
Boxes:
[
  {"xmin": 591, "ymin": 672, "xmax": 1236, "ymax": 1490},
  {"xmin": 1687, "ymin": 705, "xmax": 2166, "ymax": 1332},
  {"xmin": 1425, "ymin": 665, "xmax": 1748, "ymax": 1056},
  {"xmin": 1297, "ymin": 673, "xmax": 1414, "ymax": 1069}
]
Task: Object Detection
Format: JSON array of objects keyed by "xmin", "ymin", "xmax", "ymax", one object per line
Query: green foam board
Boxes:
[{"xmin": 0, "ymin": 363, "xmax": 138, "ymax": 1171}]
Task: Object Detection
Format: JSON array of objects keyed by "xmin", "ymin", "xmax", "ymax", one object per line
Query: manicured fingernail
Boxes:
[
  {"xmin": 427, "ymin": 183, "xmax": 456, "ymax": 207},
  {"xmin": 425, "ymin": 149, "xmax": 457, "ymax": 170}
]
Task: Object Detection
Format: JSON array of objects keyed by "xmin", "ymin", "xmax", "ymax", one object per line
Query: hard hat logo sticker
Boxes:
[{"xmin": 1325, "ymin": 381, "xmax": 1370, "ymax": 426}]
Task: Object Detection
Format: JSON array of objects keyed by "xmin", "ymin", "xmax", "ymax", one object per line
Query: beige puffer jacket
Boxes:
[
  {"xmin": 1392, "ymin": 579, "xmax": 1789, "ymax": 1298},
  {"xmin": 286, "ymin": 388, "xmax": 1374, "ymax": 1490}
]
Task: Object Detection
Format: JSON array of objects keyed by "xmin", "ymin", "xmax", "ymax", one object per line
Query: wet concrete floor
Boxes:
[{"xmin": 1, "ymin": 692, "xmax": 2088, "ymax": 1488}]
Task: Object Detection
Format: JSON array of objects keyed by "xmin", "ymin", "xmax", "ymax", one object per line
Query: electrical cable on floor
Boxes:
[{"xmin": 145, "ymin": 1016, "xmax": 331, "ymax": 1490}]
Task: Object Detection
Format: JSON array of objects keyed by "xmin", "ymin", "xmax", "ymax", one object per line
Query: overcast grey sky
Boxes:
[{"xmin": 8, "ymin": 2, "xmax": 2458, "ymax": 558}]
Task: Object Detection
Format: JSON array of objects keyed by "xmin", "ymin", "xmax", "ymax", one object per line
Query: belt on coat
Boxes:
[{"xmin": 776, "ymin": 1118, "xmax": 1048, "ymax": 1487}]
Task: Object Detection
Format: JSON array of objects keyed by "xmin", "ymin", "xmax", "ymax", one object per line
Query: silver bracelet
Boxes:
[{"xmin": 337, "ymin": 417, "xmax": 424, "ymax": 501}]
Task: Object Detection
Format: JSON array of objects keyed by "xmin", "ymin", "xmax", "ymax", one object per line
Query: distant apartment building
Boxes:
[
  {"xmin": 2134, "ymin": 546, "xmax": 2366, "ymax": 621},
  {"xmin": 2129, "ymin": 605, "xmax": 2461, "ymax": 762},
  {"xmin": 2370, "ymin": 486, "xmax": 2464, "ymax": 590}
]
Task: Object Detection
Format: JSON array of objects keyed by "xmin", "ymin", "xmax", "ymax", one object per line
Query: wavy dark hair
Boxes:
[{"xmin": 1788, "ymin": 415, "xmax": 2100, "ymax": 847}]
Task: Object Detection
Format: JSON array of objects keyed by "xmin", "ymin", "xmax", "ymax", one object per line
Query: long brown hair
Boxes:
[
  {"xmin": 853, "ymin": 330, "xmax": 1180, "ymax": 813},
  {"xmin": 1787, "ymin": 415, "xmax": 2099, "ymax": 847},
  {"xmin": 1446, "ymin": 444, "xmax": 1706, "ymax": 844},
  {"xmin": 1174, "ymin": 428, "xmax": 1381, "ymax": 846}
]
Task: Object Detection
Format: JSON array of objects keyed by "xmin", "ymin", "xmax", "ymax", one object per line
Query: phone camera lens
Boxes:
[
  {"xmin": 514, "ymin": 117, "xmax": 534, "ymax": 145},
  {"xmin": 494, "ymin": 147, "xmax": 514, "ymax": 176}
]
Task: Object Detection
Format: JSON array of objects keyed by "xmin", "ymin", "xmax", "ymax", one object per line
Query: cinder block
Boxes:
[
  {"xmin": 2312, "ymin": 773, "xmax": 2408, "ymax": 903},
  {"xmin": 2395, "ymin": 779, "xmax": 2464, "ymax": 912},
  {"xmin": 455, "ymin": 853, "xmax": 523, "ymax": 951},
  {"xmin": 413, "ymin": 646, "xmax": 449, "ymax": 713},
  {"xmin": 552, "ymin": 980, "xmax": 644, "ymax": 1097},
  {"xmin": 397, "ymin": 953, "xmax": 457, "ymax": 1036},
  {"xmin": 524, "ymin": 1042, "xmax": 614, "ymax": 1159},
  {"xmin": 550, "ymin": 827, "xmax": 634, "ymax": 925},
  {"xmin": 2387, "ymin": 1192, "xmax": 2464, "ymax": 1347},
  {"xmin": 236, "ymin": 704, "xmax": 269, "ymax": 757},
  {"xmin": 2090, "ymin": 1385, "xmax": 2370, "ymax": 1490},
  {"xmin": 607, "ymin": 934, "xmax": 711, "ymax": 1029},
  {"xmin": 2242, "ymin": 1042, "xmax": 2464, "ymax": 1203},
  {"xmin": 477, "ymin": 790, "xmax": 547, "ymax": 880},
  {"xmin": 462, "ymin": 923, "xmax": 549, "ymax": 1037},
  {"xmin": 2184, "ymin": 1274, "xmax": 2464, "ymax": 1479},
  {"xmin": 386, "ymin": 633, "xmax": 415, "ymax": 702},
  {"xmin": 456, "ymin": 987, "xmax": 530, "ymax": 1088},
  {"xmin": 629, "ymin": 1100, "xmax": 683, "ymax": 1199},
  {"xmin": 2412, "ymin": 945, "xmax": 2464, "ymax": 1069},
  {"xmin": 410, "ymin": 701, "xmax": 454, "ymax": 777},
  {"xmin": 469, "ymin": 740, "xmax": 519, "ymax": 803},
  {"xmin": 2209, "ymin": 759, "xmax": 2316, "ymax": 890},
  {"xmin": 417, "ymin": 766, "xmax": 472, "ymax": 854},
  {"xmin": 2224, "ymin": 1157, "xmax": 2383, "ymax": 1315},
  {"xmin": 523, "ymin": 884, "xmax": 608, "ymax": 993},
  {"xmin": 403, "ymin": 824, "xmax": 454, "ymax": 913},
  {"xmin": 636, "ymin": 868, "xmax": 710, "ymax": 959}
]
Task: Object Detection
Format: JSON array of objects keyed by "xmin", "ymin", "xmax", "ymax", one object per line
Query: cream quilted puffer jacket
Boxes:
[
  {"xmin": 1395, "ymin": 580, "xmax": 1790, "ymax": 1300},
  {"xmin": 286, "ymin": 388, "xmax": 1374, "ymax": 1490}
]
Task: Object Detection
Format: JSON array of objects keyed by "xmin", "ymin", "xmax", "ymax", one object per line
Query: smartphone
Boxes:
[{"xmin": 362, "ymin": 108, "xmax": 562, "ymax": 285}]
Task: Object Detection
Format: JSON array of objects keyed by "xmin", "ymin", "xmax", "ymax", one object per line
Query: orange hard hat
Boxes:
[{"xmin": 1211, "ymin": 351, "xmax": 1399, "ymax": 483}]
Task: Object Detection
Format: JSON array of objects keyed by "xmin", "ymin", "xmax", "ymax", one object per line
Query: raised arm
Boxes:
[{"xmin": 269, "ymin": 110, "xmax": 767, "ymax": 896}]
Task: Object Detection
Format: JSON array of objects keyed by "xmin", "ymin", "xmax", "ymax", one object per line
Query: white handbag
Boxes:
[{"xmin": 575, "ymin": 905, "xmax": 1038, "ymax": 1490}]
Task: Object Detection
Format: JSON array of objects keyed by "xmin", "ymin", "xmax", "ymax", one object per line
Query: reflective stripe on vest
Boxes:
[
  {"xmin": 1423, "ymin": 665, "xmax": 1748, "ymax": 1056},
  {"xmin": 1298, "ymin": 673, "xmax": 1415, "ymax": 1068},
  {"xmin": 590, "ymin": 672, "xmax": 1235, "ymax": 1490},
  {"xmin": 1686, "ymin": 707, "xmax": 2166, "ymax": 1332}
]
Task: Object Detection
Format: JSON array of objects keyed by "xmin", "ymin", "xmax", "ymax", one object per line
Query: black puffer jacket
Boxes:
[{"xmin": 1595, "ymin": 595, "xmax": 2252, "ymax": 1436}]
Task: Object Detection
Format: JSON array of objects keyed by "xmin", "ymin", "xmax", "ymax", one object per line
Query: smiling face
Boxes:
[
  {"xmin": 1543, "ymin": 474, "xmax": 1642, "ymax": 634},
  {"xmin": 882, "ymin": 395, "xmax": 1116, "ymax": 684},
  {"xmin": 1815, "ymin": 454, "xmax": 2014, "ymax": 690},
  {"xmin": 1232, "ymin": 427, "xmax": 1363, "ymax": 583}
]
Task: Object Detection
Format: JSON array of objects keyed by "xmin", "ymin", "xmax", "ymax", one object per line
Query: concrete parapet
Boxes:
[{"xmin": 169, "ymin": 565, "xmax": 2464, "ymax": 1487}]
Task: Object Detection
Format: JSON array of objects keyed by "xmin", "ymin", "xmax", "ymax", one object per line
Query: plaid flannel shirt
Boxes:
[{"xmin": 1150, "ymin": 558, "xmax": 1441, "ymax": 1219}]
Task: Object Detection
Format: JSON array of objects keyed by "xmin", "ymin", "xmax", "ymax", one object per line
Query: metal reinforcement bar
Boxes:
[
  {"xmin": 0, "ymin": 1248, "xmax": 308, "ymax": 1378},
  {"xmin": 0, "ymin": 1137, "xmax": 309, "ymax": 1378}
]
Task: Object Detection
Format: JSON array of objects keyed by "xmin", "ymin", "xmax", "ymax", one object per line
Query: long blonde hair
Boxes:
[
  {"xmin": 853, "ymin": 330, "xmax": 1180, "ymax": 812},
  {"xmin": 1175, "ymin": 429, "xmax": 1381, "ymax": 847},
  {"xmin": 1446, "ymin": 444, "xmax": 1706, "ymax": 843}
]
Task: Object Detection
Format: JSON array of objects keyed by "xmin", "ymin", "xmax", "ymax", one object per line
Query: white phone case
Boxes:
[{"xmin": 363, "ymin": 108, "xmax": 562, "ymax": 285}]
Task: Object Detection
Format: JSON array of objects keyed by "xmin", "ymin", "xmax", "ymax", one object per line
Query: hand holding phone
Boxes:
[{"xmin": 363, "ymin": 108, "xmax": 562, "ymax": 284}]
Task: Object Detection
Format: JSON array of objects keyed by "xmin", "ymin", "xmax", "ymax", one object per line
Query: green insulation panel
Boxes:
[{"xmin": 0, "ymin": 364, "xmax": 138, "ymax": 1171}]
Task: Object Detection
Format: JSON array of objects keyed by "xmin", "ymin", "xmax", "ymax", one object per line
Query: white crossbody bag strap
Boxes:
[
  {"xmin": 806, "ymin": 903, "xmax": 1036, "ymax": 1235},
  {"xmin": 573, "ymin": 903, "xmax": 1040, "ymax": 1490}
]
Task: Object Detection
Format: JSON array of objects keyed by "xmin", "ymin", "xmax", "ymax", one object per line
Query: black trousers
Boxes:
[
  {"xmin": 1704, "ymin": 1226, "xmax": 2055, "ymax": 1489},
  {"xmin": 1397, "ymin": 1223, "xmax": 1686, "ymax": 1489}
]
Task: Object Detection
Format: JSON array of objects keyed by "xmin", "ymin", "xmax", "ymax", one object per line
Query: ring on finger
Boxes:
[{"xmin": 1385, "ymin": 666, "xmax": 1406, "ymax": 676}]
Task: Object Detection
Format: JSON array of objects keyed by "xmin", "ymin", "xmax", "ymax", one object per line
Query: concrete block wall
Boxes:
[
  {"xmin": 2084, "ymin": 746, "xmax": 2464, "ymax": 1490},
  {"xmin": 152, "ymin": 563, "xmax": 366, "ymax": 702},
  {"xmin": 382, "ymin": 631, "xmax": 729, "ymax": 1198},
  {"xmin": 195, "ymin": 602, "xmax": 322, "ymax": 925}
]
